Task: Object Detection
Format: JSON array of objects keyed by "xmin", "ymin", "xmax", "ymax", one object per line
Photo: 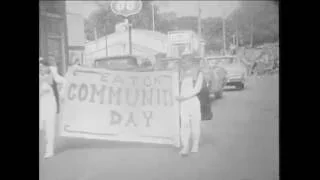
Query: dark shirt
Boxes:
[{"xmin": 50, "ymin": 79, "xmax": 60, "ymax": 113}]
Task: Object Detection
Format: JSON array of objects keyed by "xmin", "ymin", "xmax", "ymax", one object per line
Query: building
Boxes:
[
  {"xmin": 39, "ymin": 1, "xmax": 69, "ymax": 75},
  {"xmin": 84, "ymin": 28, "xmax": 168, "ymax": 66},
  {"xmin": 66, "ymin": 12, "xmax": 85, "ymax": 66},
  {"xmin": 167, "ymin": 30, "xmax": 205, "ymax": 58}
]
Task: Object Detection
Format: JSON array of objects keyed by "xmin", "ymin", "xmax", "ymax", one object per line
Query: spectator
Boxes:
[{"xmin": 175, "ymin": 52, "xmax": 203, "ymax": 156}]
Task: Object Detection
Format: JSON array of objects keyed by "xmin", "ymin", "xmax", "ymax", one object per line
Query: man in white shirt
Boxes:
[{"xmin": 176, "ymin": 53, "xmax": 204, "ymax": 156}]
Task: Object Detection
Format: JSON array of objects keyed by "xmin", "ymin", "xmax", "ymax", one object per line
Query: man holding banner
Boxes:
[
  {"xmin": 176, "ymin": 52, "xmax": 204, "ymax": 156},
  {"xmin": 39, "ymin": 57, "xmax": 67, "ymax": 158}
]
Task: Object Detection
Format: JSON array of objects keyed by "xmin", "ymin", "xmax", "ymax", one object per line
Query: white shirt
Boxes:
[
  {"xmin": 180, "ymin": 69, "xmax": 203, "ymax": 99},
  {"xmin": 49, "ymin": 66, "xmax": 68, "ymax": 96}
]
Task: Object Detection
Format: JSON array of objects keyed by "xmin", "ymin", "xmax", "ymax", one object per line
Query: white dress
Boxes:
[
  {"xmin": 179, "ymin": 68, "xmax": 203, "ymax": 154},
  {"xmin": 40, "ymin": 67, "xmax": 68, "ymax": 158},
  {"xmin": 39, "ymin": 73, "xmax": 57, "ymax": 158},
  {"xmin": 180, "ymin": 74, "xmax": 202, "ymax": 122},
  {"xmin": 39, "ymin": 75, "xmax": 56, "ymax": 131}
]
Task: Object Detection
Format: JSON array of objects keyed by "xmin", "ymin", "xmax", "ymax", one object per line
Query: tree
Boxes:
[
  {"xmin": 227, "ymin": 1, "xmax": 279, "ymax": 47},
  {"xmin": 84, "ymin": 0, "xmax": 278, "ymax": 51},
  {"xmin": 84, "ymin": 18, "xmax": 95, "ymax": 41},
  {"xmin": 129, "ymin": 1, "xmax": 154, "ymax": 30},
  {"xmin": 156, "ymin": 12, "xmax": 178, "ymax": 33}
]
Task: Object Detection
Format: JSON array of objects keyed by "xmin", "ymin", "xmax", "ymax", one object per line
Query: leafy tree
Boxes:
[
  {"xmin": 155, "ymin": 12, "xmax": 177, "ymax": 33},
  {"xmin": 227, "ymin": 1, "xmax": 279, "ymax": 47},
  {"xmin": 84, "ymin": 0, "xmax": 278, "ymax": 52}
]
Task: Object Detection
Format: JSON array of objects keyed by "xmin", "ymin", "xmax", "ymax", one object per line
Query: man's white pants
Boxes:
[
  {"xmin": 180, "ymin": 97, "xmax": 201, "ymax": 153},
  {"xmin": 40, "ymin": 95, "xmax": 56, "ymax": 158}
]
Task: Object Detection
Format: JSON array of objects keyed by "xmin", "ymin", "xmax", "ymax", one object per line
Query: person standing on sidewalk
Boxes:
[
  {"xmin": 175, "ymin": 53, "xmax": 204, "ymax": 156},
  {"xmin": 39, "ymin": 57, "xmax": 67, "ymax": 158}
]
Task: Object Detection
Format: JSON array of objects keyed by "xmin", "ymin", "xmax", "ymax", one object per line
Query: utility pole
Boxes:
[
  {"xmin": 250, "ymin": 15, "xmax": 254, "ymax": 48},
  {"xmin": 152, "ymin": 2, "xmax": 155, "ymax": 31},
  {"xmin": 235, "ymin": 9, "xmax": 239, "ymax": 47},
  {"xmin": 94, "ymin": 27, "xmax": 98, "ymax": 41},
  {"xmin": 197, "ymin": 1, "xmax": 201, "ymax": 55},
  {"xmin": 222, "ymin": 17, "xmax": 226, "ymax": 55},
  {"xmin": 127, "ymin": 18, "xmax": 132, "ymax": 55},
  {"xmin": 105, "ymin": 24, "xmax": 108, "ymax": 56}
]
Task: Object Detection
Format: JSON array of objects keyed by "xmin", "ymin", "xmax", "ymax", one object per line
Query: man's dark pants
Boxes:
[{"xmin": 198, "ymin": 83, "xmax": 213, "ymax": 121}]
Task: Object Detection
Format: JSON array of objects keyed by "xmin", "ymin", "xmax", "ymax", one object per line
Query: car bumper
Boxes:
[{"xmin": 226, "ymin": 76, "xmax": 245, "ymax": 85}]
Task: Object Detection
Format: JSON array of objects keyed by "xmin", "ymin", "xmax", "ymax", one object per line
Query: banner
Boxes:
[{"xmin": 59, "ymin": 67, "xmax": 180, "ymax": 146}]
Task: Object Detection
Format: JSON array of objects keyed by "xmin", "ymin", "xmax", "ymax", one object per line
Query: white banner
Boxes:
[{"xmin": 59, "ymin": 67, "xmax": 180, "ymax": 146}]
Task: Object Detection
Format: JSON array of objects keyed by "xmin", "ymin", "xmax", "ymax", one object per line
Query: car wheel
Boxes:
[{"xmin": 238, "ymin": 83, "xmax": 245, "ymax": 90}]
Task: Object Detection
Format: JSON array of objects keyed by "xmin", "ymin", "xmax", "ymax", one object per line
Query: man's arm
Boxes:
[
  {"xmin": 180, "ymin": 71, "xmax": 204, "ymax": 99},
  {"xmin": 49, "ymin": 66, "xmax": 68, "ymax": 95}
]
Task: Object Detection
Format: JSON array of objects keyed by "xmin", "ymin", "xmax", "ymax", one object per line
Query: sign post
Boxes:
[{"xmin": 110, "ymin": 1, "xmax": 143, "ymax": 55}]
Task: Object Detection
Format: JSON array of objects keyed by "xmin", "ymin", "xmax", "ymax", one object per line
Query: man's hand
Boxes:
[
  {"xmin": 60, "ymin": 96, "xmax": 65, "ymax": 104},
  {"xmin": 175, "ymin": 96, "xmax": 185, "ymax": 101}
]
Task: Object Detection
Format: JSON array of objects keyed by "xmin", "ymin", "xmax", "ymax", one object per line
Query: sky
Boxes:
[{"xmin": 66, "ymin": 1, "xmax": 239, "ymax": 19}]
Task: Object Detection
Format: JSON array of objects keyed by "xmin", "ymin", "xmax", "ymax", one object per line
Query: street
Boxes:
[{"xmin": 40, "ymin": 74, "xmax": 279, "ymax": 180}]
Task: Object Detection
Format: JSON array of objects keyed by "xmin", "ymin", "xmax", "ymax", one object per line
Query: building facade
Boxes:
[
  {"xmin": 66, "ymin": 12, "xmax": 85, "ymax": 66},
  {"xmin": 39, "ymin": 1, "xmax": 69, "ymax": 75}
]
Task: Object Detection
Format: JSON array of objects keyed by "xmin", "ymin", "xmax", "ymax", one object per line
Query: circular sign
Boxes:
[{"xmin": 110, "ymin": 1, "xmax": 143, "ymax": 17}]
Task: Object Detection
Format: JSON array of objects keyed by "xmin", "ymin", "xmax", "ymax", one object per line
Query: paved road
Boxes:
[{"xmin": 40, "ymin": 74, "xmax": 279, "ymax": 180}]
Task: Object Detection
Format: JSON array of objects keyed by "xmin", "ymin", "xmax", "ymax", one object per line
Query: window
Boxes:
[
  {"xmin": 42, "ymin": 1, "xmax": 65, "ymax": 15},
  {"xmin": 47, "ymin": 18, "xmax": 62, "ymax": 37}
]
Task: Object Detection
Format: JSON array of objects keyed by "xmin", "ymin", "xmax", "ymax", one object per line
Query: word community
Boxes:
[{"xmin": 67, "ymin": 83, "xmax": 174, "ymax": 107}]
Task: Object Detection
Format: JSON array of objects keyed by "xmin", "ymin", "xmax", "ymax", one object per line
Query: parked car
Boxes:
[
  {"xmin": 155, "ymin": 56, "xmax": 225, "ymax": 99},
  {"xmin": 206, "ymin": 55, "xmax": 247, "ymax": 90},
  {"xmin": 94, "ymin": 55, "xmax": 154, "ymax": 72}
]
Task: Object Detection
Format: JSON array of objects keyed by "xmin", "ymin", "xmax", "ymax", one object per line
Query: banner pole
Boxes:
[
  {"xmin": 128, "ymin": 18, "xmax": 133, "ymax": 55},
  {"xmin": 177, "ymin": 59, "xmax": 182, "ymax": 147}
]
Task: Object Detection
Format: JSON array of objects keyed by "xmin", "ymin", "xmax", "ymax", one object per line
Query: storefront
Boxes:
[{"xmin": 39, "ymin": 1, "xmax": 69, "ymax": 75}]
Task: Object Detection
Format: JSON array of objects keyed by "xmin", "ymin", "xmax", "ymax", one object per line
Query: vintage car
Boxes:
[
  {"xmin": 155, "ymin": 56, "xmax": 224, "ymax": 99},
  {"xmin": 206, "ymin": 55, "xmax": 247, "ymax": 90},
  {"xmin": 94, "ymin": 55, "xmax": 154, "ymax": 72}
]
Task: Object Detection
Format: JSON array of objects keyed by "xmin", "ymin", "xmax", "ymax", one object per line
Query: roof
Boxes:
[
  {"xmin": 86, "ymin": 29, "xmax": 167, "ymax": 46},
  {"xmin": 94, "ymin": 55, "xmax": 137, "ymax": 62},
  {"xmin": 158, "ymin": 57, "xmax": 182, "ymax": 62},
  {"xmin": 206, "ymin": 55, "xmax": 236, "ymax": 59}
]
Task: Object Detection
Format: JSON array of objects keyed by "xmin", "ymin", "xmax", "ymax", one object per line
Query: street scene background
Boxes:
[
  {"xmin": 39, "ymin": 1, "xmax": 279, "ymax": 180},
  {"xmin": 40, "ymin": 75, "xmax": 279, "ymax": 180}
]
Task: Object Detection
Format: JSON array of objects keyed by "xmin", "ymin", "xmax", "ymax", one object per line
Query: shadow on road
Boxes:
[
  {"xmin": 53, "ymin": 136, "xmax": 174, "ymax": 156},
  {"xmin": 223, "ymin": 88, "xmax": 240, "ymax": 92}
]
